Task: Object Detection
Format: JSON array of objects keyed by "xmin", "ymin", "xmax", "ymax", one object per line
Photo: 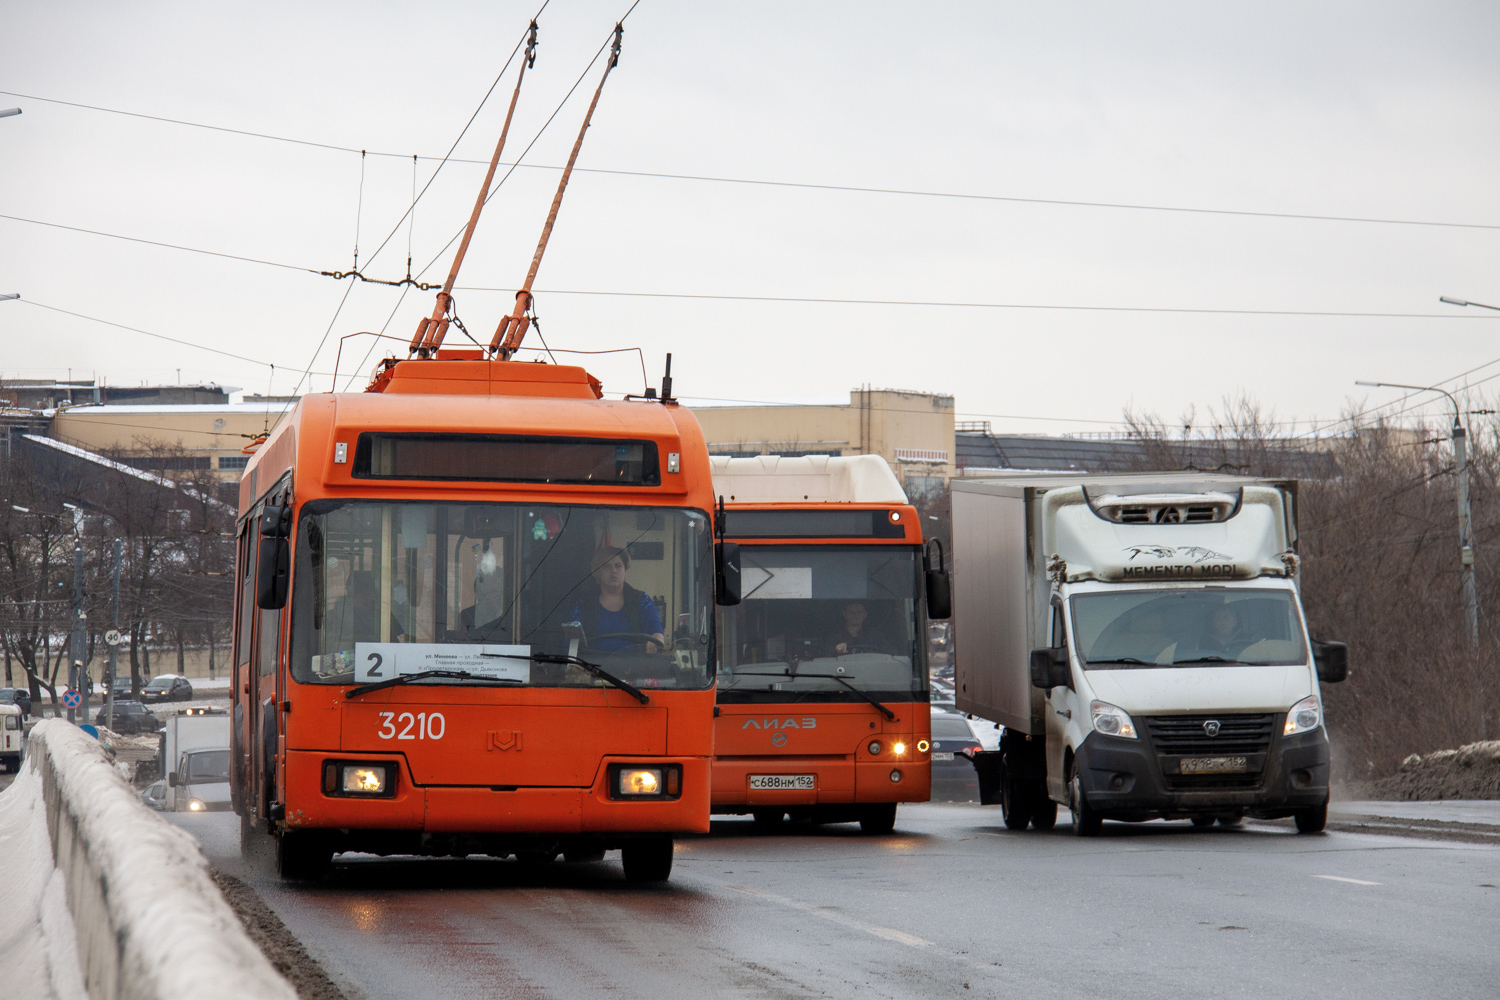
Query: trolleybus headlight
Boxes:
[
  {"xmin": 868, "ymin": 740, "xmax": 883, "ymax": 755},
  {"xmin": 1090, "ymin": 701, "xmax": 1137, "ymax": 740},
  {"xmin": 342, "ymin": 765, "xmax": 388, "ymax": 794},
  {"xmin": 1284, "ymin": 696, "xmax": 1321, "ymax": 736},
  {"xmin": 916, "ymin": 739, "xmax": 930, "ymax": 753},
  {"xmin": 892, "ymin": 742, "xmax": 908, "ymax": 756},
  {"xmin": 621, "ymin": 768, "xmax": 662, "ymax": 795}
]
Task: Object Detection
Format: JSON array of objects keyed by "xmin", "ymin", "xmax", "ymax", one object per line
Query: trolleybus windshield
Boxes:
[
  {"xmin": 717, "ymin": 545, "xmax": 925, "ymax": 703},
  {"xmin": 290, "ymin": 500, "xmax": 713, "ymax": 690}
]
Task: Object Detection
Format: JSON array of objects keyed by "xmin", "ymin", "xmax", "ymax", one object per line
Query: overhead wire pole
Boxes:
[
  {"xmin": 493, "ymin": 21, "xmax": 625, "ymax": 360},
  {"xmin": 1356, "ymin": 380, "xmax": 1478, "ymax": 650},
  {"xmin": 411, "ymin": 19, "xmax": 540, "ymax": 358}
]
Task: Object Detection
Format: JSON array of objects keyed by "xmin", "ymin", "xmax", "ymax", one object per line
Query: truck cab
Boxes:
[{"xmin": 953, "ymin": 473, "xmax": 1347, "ymax": 835}]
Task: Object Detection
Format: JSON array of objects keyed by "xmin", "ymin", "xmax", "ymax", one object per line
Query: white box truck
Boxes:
[
  {"xmin": 158, "ymin": 710, "xmax": 231, "ymax": 811},
  {"xmin": 953, "ymin": 473, "xmax": 1347, "ymax": 835}
]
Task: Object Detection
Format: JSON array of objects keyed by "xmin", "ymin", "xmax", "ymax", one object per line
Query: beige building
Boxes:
[
  {"xmin": 50, "ymin": 401, "xmax": 289, "ymax": 482},
  {"xmin": 692, "ymin": 388, "xmax": 955, "ymax": 496}
]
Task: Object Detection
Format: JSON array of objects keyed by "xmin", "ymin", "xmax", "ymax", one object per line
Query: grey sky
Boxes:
[{"xmin": 2, "ymin": 1, "xmax": 1497, "ymax": 435}]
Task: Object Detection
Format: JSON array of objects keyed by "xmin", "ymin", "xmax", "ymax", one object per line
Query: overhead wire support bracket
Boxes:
[
  {"xmin": 412, "ymin": 19, "xmax": 540, "ymax": 358},
  {"xmin": 493, "ymin": 21, "xmax": 624, "ymax": 361}
]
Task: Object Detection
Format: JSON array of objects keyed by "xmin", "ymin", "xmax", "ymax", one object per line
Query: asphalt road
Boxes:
[{"xmin": 174, "ymin": 803, "xmax": 1500, "ymax": 1000}]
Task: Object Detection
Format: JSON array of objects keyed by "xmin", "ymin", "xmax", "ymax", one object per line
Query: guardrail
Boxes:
[{"xmin": 28, "ymin": 720, "xmax": 296, "ymax": 1000}]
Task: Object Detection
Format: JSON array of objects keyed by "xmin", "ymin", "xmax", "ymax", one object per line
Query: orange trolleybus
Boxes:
[
  {"xmin": 231, "ymin": 356, "xmax": 728, "ymax": 881},
  {"xmin": 709, "ymin": 455, "xmax": 951, "ymax": 833}
]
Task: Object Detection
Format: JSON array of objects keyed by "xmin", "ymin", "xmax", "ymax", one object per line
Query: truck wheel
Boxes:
[
  {"xmin": 1069, "ymin": 763, "xmax": 1102, "ymax": 838},
  {"xmin": 1029, "ymin": 794, "xmax": 1058, "ymax": 831},
  {"xmin": 752, "ymin": 809, "xmax": 785, "ymax": 831},
  {"xmin": 621, "ymin": 837, "xmax": 674, "ymax": 883},
  {"xmin": 1294, "ymin": 800, "xmax": 1328, "ymax": 834},
  {"xmin": 859, "ymin": 803, "xmax": 897, "ymax": 835},
  {"xmin": 277, "ymin": 830, "xmax": 331, "ymax": 881},
  {"xmin": 1000, "ymin": 774, "xmax": 1032, "ymax": 830}
]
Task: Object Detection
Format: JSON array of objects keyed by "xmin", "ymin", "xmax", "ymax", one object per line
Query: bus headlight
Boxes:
[
  {"xmin": 343, "ymin": 765, "xmax": 388, "ymax": 794},
  {"xmin": 1285, "ymin": 696, "xmax": 1321, "ymax": 736},
  {"xmin": 892, "ymin": 742, "xmax": 908, "ymax": 756}
]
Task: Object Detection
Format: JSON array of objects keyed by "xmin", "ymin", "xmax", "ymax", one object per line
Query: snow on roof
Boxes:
[
  {"xmin": 710, "ymin": 454, "xmax": 909, "ymax": 503},
  {"xmin": 20, "ymin": 435, "xmax": 231, "ymax": 511}
]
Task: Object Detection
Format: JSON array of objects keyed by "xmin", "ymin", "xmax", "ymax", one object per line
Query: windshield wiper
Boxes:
[
  {"xmin": 1086, "ymin": 657, "xmax": 1151, "ymax": 666},
  {"xmin": 346, "ymin": 670, "xmax": 525, "ymax": 699},
  {"xmin": 482, "ymin": 651, "xmax": 650, "ymax": 705},
  {"xmin": 1171, "ymin": 655, "xmax": 1248, "ymax": 665},
  {"xmin": 732, "ymin": 671, "xmax": 897, "ymax": 721}
]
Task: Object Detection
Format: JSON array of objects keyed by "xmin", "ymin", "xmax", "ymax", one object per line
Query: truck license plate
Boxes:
[
  {"xmin": 931, "ymin": 752, "xmax": 955, "ymax": 761},
  {"xmin": 749, "ymin": 774, "xmax": 815, "ymax": 790},
  {"xmin": 1179, "ymin": 756, "xmax": 1247, "ymax": 774}
]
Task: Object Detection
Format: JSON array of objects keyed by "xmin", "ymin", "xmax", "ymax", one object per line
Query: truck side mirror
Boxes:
[
  {"xmin": 167, "ymin": 773, "xmax": 179, "ymax": 787},
  {"xmin": 924, "ymin": 539, "xmax": 952, "ymax": 620},
  {"xmin": 255, "ymin": 535, "xmax": 290, "ymax": 609},
  {"xmin": 1029, "ymin": 647, "xmax": 1070, "ymax": 689},
  {"xmin": 1312, "ymin": 639, "xmax": 1348, "ymax": 683},
  {"xmin": 715, "ymin": 541, "xmax": 742, "ymax": 606}
]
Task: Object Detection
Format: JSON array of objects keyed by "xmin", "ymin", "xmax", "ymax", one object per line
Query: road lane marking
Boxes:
[
  {"xmin": 1314, "ymin": 875, "xmax": 1382, "ymax": 886},
  {"xmin": 725, "ymin": 884, "xmax": 936, "ymax": 948}
]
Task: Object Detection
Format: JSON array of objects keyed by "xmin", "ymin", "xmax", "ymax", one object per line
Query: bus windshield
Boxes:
[
  {"xmin": 717, "ymin": 545, "xmax": 925, "ymax": 702},
  {"xmin": 290, "ymin": 500, "xmax": 714, "ymax": 690},
  {"xmin": 1070, "ymin": 587, "xmax": 1309, "ymax": 668}
]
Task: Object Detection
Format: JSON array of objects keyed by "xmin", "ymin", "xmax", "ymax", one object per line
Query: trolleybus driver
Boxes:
[{"xmin": 571, "ymin": 547, "xmax": 666, "ymax": 652}]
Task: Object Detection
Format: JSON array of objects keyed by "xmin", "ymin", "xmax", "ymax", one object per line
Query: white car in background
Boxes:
[{"xmin": 168, "ymin": 748, "xmax": 231, "ymax": 812}]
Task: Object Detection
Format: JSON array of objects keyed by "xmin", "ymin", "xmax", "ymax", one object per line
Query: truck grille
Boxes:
[{"xmin": 1145, "ymin": 714, "xmax": 1275, "ymax": 756}]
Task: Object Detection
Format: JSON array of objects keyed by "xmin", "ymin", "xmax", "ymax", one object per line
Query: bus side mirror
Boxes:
[
  {"xmin": 1312, "ymin": 639, "xmax": 1348, "ymax": 683},
  {"xmin": 924, "ymin": 539, "xmax": 952, "ymax": 619},
  {"xmin": 256, "ymin": 535, "xmax": 290, "ymax": 609},
  {"xmin": 1030, "ymin": 647, "xmax": 1069, "ymax": 689},
  {"xmin": 715, "ymin": 541, "xmax": 741, "ymax": 606}
]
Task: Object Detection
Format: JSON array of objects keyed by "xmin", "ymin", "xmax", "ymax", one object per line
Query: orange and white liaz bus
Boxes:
[
  {"xmin": 231, "ymin": 354, "xmax": 736, "ymax": 881},
  {"xmin": 710, "ymin": 455, "xmax": 950, "ymax": 833}
]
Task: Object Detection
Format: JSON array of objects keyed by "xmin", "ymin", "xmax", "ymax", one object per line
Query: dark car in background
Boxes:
[
  {"xmin": 109, "ymin": 676, "xmax": 138, "ymax": 701},
  {"xmin": 139, "ymin": 675, "xmax": 194, "ymax": 704},
  {"xmin": 0, "ymin": 687, "xmax": 32, "ymax": 719},
  {"xmin": 929, "ymin": 712, "xmax": 984, "ymax": 802},
  {"xmin": 96, "ymin": 700, "xmax": 161, "ymax": 735}
]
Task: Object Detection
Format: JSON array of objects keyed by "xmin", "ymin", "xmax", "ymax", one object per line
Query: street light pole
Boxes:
[
  {"xmin": 1356, "ymin": 380, "xmax": 1479, "ymax": 649},
  {"xmin": 1440, "ymin": 296, "xmax": 1500, "ymax": 312}
]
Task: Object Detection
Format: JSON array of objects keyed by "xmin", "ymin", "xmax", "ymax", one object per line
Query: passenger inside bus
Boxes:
[{"xmin": 570, "ymin": 547, "xmax": 665, "ymax": 653}]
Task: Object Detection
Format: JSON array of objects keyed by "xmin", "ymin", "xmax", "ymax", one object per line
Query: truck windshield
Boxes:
[
  {"xmin": 1070, "ymin": 588, "xmax": 1308, "ymax": 668},
  {"xmin": 290, "ymin": 500, "xmax": 714, "ymax": 690},
  {"xmin": 717, "ymin": 545, "xmax": 926, "ymax": 703},
  {"xmin": 186, "ymin": 750, "xmax": 230, "ymax": 783}
]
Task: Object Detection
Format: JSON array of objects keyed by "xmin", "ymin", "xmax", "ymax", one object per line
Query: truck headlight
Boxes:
[
  {"xmin": 1090, "ymin": 700, "xmax": 1137, "ymax": 739},
  {"xmin": 187, "ymin": 798, "xmax": 206, "ymax": 812},
  {"xmin": 1285, "ymin": 696, "xmax": 1321, "ymax": 736}
]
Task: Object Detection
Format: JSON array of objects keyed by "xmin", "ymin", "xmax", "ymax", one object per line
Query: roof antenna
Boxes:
[
  {"xmin": 493, "ymin": 21, "xmax": 624, "ymax": 360},
  {"xmin": 411, "ymin": 19, "xmax": 540, "ymax": 358}
]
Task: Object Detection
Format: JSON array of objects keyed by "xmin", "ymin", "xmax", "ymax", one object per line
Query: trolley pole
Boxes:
[{"xmin": 106, "ymin": 539, "xmax": 122, "ymax": 732}]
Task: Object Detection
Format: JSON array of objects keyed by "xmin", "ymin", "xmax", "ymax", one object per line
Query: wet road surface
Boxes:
[{"xmin": 177, "ymin": 804, "xmax": 1500, "ymax": 1000}]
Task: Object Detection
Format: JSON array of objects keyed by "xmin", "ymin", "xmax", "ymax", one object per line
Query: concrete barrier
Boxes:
[{"xmin": 28, "ymin": 720, "xmax": 296, "ymax": 1000}]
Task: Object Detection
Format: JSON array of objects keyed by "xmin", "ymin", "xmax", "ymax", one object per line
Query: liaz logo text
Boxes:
[{"xmin": 741, "ymin": 717, "xmax": 818, "ymax": 730}]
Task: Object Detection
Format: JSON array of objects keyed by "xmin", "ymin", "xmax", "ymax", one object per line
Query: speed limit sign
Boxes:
[{"xmin": 104, "ymin": 629, "xmax": 123, "ymax": 647}]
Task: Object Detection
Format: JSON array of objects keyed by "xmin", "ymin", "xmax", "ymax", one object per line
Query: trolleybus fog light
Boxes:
[
  {"xmin": 916, "ymin": 739, "xmax": 930, "ymax": 753},
  {"xmin": 868, "ymin": 740, "xmax": 883, "ymax": 755},
  {"xmin": 343, "ymin": 765, "xmax": 388, "ymax": 794},
  {"xmin": 890, "ymin": 769, "xmax": 903, "ymax": 783}
]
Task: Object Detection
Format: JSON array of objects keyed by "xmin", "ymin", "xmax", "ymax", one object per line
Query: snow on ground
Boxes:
[{"xmin": 0, "ymin": 763, "xmax": 88, "ymax": 1000}]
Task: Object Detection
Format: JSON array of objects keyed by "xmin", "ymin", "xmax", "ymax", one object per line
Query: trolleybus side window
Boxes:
[
  {"xmin": 289, "ymin": 501, "xmax": 713, "ymax": 689},
  {"xmin": 236, "ymin": 521, "xmax": 257, "ymax": 666}
]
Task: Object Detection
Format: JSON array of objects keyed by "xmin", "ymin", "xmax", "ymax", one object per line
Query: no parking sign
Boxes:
[{"xmin": 61, "ymin": 689, "xmax": 82, "ymax": 709}]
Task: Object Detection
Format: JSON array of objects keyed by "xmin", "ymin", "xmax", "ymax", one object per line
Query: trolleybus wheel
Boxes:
[
  {"xmin": 1069, "ymin": 762, "xmax": 1103, "ymax": 838},
  {"xmin": 1191, "ymin": 816, "xmax": 1216, "ymax": 828},
  {"xmin": 517, "ymin": 850, "xmax": 559, "ymax": 865},
  {"xmin": 1029, "ymin": 796, "xmax": 1058, "ymax": 830},
  {"xmin": 277, "ymin": 830, "xmax": 331, "ymax": 881},
  {"xmin": 621, "ymin": 837, "xmax": 674, "ymax": 883},
  {"xmin": 1294, "ymin": 799, "xmax": 1328, "ymax": 834},
  {"xmin": 859, "ymin": 803, "xmax": 897, "ymax": 835}
]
